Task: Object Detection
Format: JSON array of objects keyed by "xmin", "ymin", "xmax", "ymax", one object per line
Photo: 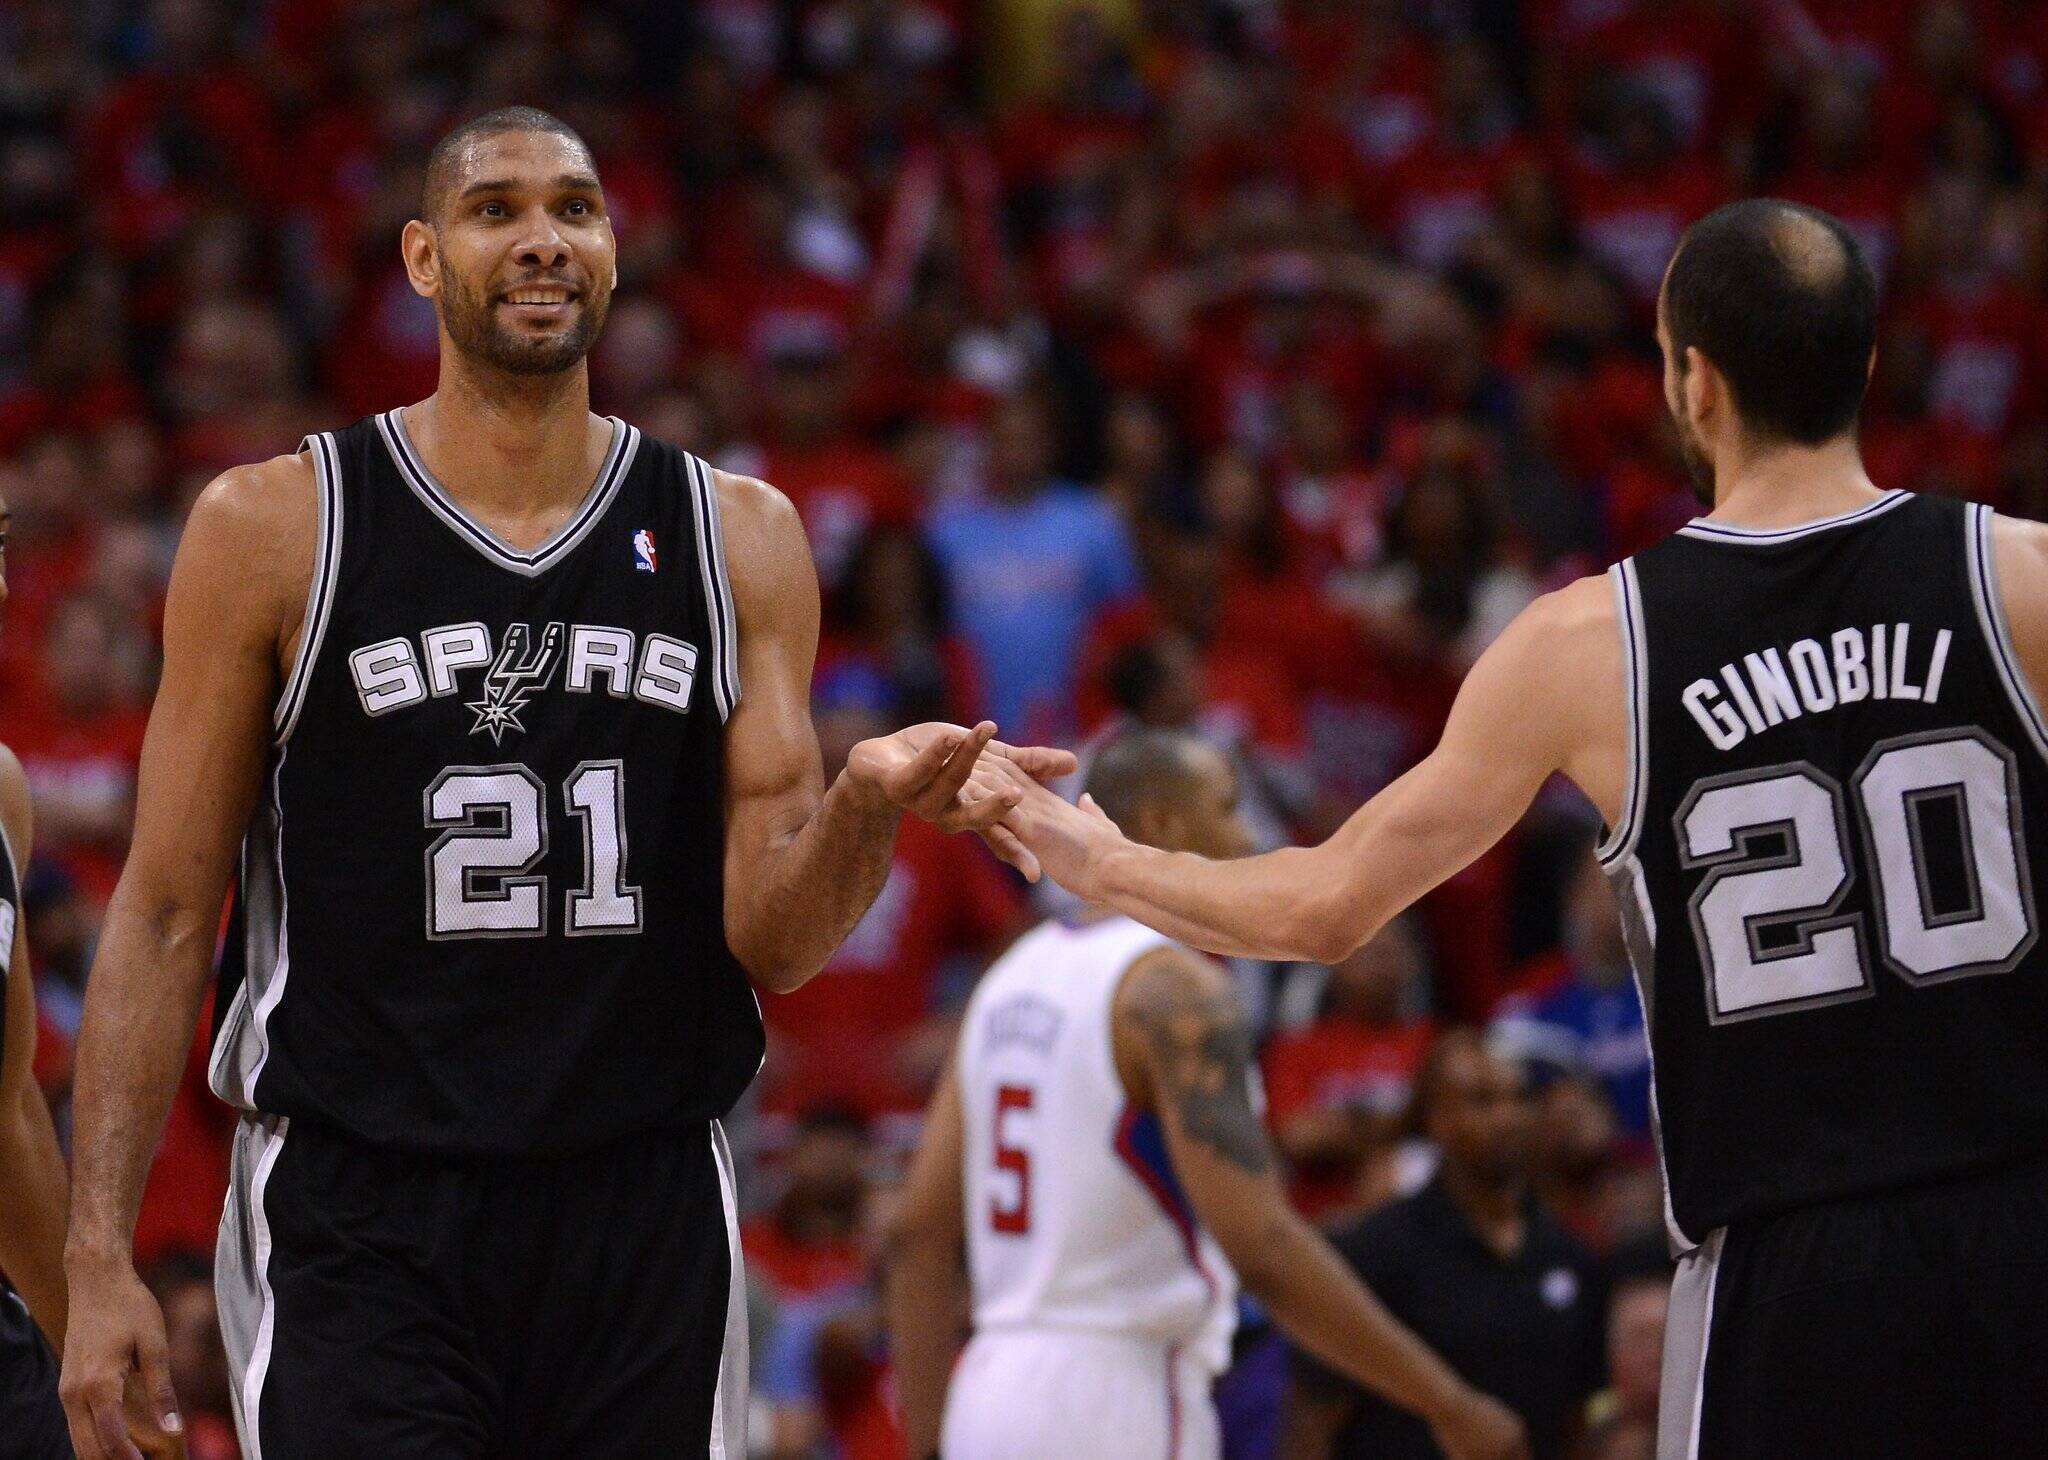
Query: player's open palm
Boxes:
[
  {"xmin": 848, "ymin": 722, "xmax": 1076, "ymax": 874},
  {"xmin": 60, "ymin": 1260, "xmax": 187, "ymax": 1460},
  {"xmin": 1428, "ymin": 1389, "xmax": 1529, "ymax": 1460}
]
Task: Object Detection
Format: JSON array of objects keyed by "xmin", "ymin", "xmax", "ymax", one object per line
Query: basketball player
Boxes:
[
  {"xmin": 57, "ymin": 108, "xmax": 1068, "ymax": 1460},
  {"xmin": 887, "ymin": 729, "xmax": 1527, "ymax": 1460},
  {"xmin": 987, "ymin": 200, "xmax": 2048, "ymax": 1457}
]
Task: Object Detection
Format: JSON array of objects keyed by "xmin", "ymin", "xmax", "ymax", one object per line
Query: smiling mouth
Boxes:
[{"xmin": 498, "ymin": 288, "xmax": 579, "ymax": 308}]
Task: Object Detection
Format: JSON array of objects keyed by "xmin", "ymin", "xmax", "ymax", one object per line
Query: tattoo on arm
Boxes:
[{"xmin": 1128, "ymin": 961, "xmax": 1273, "ymax": 1175}]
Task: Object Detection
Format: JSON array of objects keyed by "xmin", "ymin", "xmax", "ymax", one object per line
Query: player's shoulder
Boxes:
[
  {"xmin": 0, "ymin": 741, "xmax": 28, "ymax": 867},
  {"xmin": 171, "ymin": 449, "xmax": 321, "ymax": 634},
  {"xmin": 1475, "ymin": 571, "xmax": 1619, "ymax": 680},
  {"xmin": 1115, "ymin": 941, "xmax": 1240, "ymax": 1029},
  {"xmin": 1987, "ymin": 507, "xmax": 2048, "ymax": 573},
  {"xmin": 707, "ymin": 465, "xmax": 813, "ymax": 610},
  {"xmin": 707, "ymin": 465, "xmax": 801, "ymax": 538},
  {"xmin": 184, "ymin": 447, "xmax": 320, "ymax": 552}
]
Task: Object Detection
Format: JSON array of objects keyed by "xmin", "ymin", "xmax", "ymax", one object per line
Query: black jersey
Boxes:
[
  {"xmin": 1601, "ymin": 491, "xmax": 2048, "ymax": 1249},
  {"xmin": 0, "ymin": 795, "xmax": 17, "ymax": 1055},
  {"xmin": 209, "ymin": 411, "xmax": 763, "ymax": 1156}
]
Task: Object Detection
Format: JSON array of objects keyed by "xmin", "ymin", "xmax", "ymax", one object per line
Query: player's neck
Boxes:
[
  {"xmin": 1703, "ymin": 436, "xmax": 1882, "ymax": 530},
  {"xmin": 410, "ymin": 361, "xmax": 604, "ymax": 518}
]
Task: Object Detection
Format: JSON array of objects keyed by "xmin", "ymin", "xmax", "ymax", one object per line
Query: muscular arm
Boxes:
[
  {"xmin": 717, "ymin": 474, "xmax": 908, "ymax": 991},
  {"xmin": 718, "ymin": 472, "xmax": 1065, "ymax": 993},
  {"xmin": 66, "ymin": 461, "xmax": 304, "ymax": 1262},
  {"xmin": 881, "ymin": 1059, "xmax": 969, "ymax": 1460},
  {"xmin": 62, "ymin": 457, "xmax": 309, "ymax": 1460},
  {"xmin": 1112, "ymin": 948, "xmax": 1520, "ymax": 1456},
  {"xmin": 0, "ymin": 748, "xmax": 70, "ymax": 1348},
  {"xmin": 1004, "ymin": 578, "xmax": 1623, "ymax": 963}
]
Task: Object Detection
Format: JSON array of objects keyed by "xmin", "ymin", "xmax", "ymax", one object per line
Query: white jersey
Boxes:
[{"xmin": 956, "ymin": 915, "xmax": 1238, "ymax": 1375}]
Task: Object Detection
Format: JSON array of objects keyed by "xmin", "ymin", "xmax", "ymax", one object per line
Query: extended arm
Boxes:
[
  {"xmin": 881, "ymin": 1058, "xmax": 969, "ymax": 1460},
  {"xmin": 0, "ymin": 750, "xmax": 69, "ymax": 1349},
  {"xmin": 1113, "ymin": 948, "xmax": 1526, "ymax": 1460},
  {"xmin": 718, "ymin": 472, "xmax": 1069, "ymax": 993},
  {"xmin": 62, "ymin": 459, "xmax": 311, "ymax": 1460},
  {"xmin": 999, "ymin": 578, "xmax": 1621, "ymax": 963}
]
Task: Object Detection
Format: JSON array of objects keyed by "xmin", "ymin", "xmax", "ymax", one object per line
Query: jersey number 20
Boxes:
[
  {"xmin": 1678, "ymin": 729, "xmax": 2036, "ymax": 1022},
  {"xmin": 424, "ymin": 761, "xmax": 642, "ymax": 939}
]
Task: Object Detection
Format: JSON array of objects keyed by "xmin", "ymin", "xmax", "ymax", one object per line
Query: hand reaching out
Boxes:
[
  {"xmin": 967, "ymin": 756, "xmax": 1130, "ymax": 896},
  {"xmin": 845, "ymin": 722, "xmax": 1078, "ymax": 877}
]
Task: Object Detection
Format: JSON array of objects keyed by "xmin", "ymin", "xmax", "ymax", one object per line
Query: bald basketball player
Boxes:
[{"xmin": 990, "ymin": 200, "xmax": 2048, "ymax": 1459}]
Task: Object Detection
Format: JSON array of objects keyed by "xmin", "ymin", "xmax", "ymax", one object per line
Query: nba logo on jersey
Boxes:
[{"xmin": 633, "ymin": 528, "xmax": 657, "ymax": 573}]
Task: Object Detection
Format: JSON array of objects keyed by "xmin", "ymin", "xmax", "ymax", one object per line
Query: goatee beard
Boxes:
[{"xmin": 441, "ymin": 272, "xmax": 607, "ymax": 376}]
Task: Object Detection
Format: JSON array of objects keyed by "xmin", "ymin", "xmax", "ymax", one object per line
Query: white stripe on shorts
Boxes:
[{"xmin": 709, "ymin": 1119, "xmax": 748, "ymax": 1459}]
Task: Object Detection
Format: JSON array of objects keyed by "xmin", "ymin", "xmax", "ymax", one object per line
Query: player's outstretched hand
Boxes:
[
  {"xmin": 60, "ymin": 1257, "xmax": 187, "ymax": 1460},
  {"xmin": 970, "ymin": 758, "xmax": 1128, "ymax": 894},
  {"xmin": 846, "ymin": 722, "xmax": 1079, "ymax": 876},
  {"xmin": 1427, "ymin": 1388, "xmax": 1529, "ymax": 1460}
]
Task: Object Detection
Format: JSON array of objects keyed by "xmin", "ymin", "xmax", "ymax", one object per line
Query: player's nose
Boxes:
[{"xmin": 513, "ymin": 217, "xmax": 571, "ymax": 270}]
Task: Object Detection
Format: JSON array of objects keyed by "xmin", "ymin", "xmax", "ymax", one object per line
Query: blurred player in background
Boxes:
[
  {"xmin": 993, "ymin": 201, "xmax": 2048, "ymax": 1457},
  {"xmin": 887, "ymin": 729, "xmax": 1526, "ymax": 1460}
]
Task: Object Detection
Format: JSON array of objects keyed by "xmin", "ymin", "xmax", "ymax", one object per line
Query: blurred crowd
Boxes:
[{"xmin": 7, "ymin": 0, "xmax": 2048, "ymax": 1454}]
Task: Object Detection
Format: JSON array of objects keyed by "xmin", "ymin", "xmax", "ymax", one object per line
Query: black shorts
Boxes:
[
  {"xmin": 0, "ymin": 1287, "xmax": 69, "ymax": 1460},
  {"xmin": 1662, "ymin": 1154, "xmax": 2048, "ymax": 1460},
  {"xmin": 215, "ymin": 1115, "xmax": 747, "ymax": 1459}
]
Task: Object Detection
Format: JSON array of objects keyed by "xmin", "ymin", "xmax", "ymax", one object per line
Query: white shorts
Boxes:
[{"xmin": 940, "ymin": 1328, "xmax": 1219, "ymax": 1460}]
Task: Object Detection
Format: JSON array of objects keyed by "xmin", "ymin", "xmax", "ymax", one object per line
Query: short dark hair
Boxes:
[
  {"xmin": 1662, "ymin": 198, "xmax": 1877, "ymax": 445},
  {"xmin": 421, "ymin": 106, "xmax": 594, "ymax": 224},
  {"xmin": 1083, "ymin": 729, "xmax": 1204, "ymax": 836}
]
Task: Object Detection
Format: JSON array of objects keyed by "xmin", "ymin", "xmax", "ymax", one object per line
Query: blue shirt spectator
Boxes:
[
  {"xmin": 927, "ymin": 392, "xmax": 1140, "ymax": 743},
  {"xmin": 1492, "ymin": 853, "xmax": 1652, "ymax": 1137}
]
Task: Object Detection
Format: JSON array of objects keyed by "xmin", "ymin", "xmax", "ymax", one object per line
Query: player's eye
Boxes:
[
  {"xmin": 564, "ymin": 199, "xmax": 590, "ymax": 217},
  {"xmin": 479, "ymin": 201, "xmax": 506, "ymax": 218}
]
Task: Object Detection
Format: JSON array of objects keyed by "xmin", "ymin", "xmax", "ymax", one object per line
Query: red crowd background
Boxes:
[{"xmin": 3, "ymin": 0, "xmax": 2044, "ymax": 1454}]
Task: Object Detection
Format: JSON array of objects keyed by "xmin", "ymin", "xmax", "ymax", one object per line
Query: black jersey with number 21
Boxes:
[
  {"xmin": 209, "ymin": 410, "xmax": 763, "ymax": 1157},
  {"xmin": 1600, "ymin": 490, "xmax": 2048, "ymax": 1249}
]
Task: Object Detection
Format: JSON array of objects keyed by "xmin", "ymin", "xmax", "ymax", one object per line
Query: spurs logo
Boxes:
[
  {"xmin": 350, "ymin": 622, "xmax": 698, "ymax": 721},
  {"xmin": 466, "ymin": 622, "xmax": 565, "ymax": 743}
]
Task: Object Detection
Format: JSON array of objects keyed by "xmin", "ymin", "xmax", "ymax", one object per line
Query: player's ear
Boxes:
[
  {"xmin": 401, "ymin": 218, "xmax": 441, "ymax": 300},
  {"xmin": 1682, "ymin": 345, "xmax": 1715, "ymax": 427}
]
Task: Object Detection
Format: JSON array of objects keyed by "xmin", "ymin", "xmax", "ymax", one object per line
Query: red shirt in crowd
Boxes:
[
  {"xmin": 1264, "ymin": 1015, "xmax": 1435, "ymax": 1219},
  {"xmin": 742, "ymin": 1218, "xmax": 868, "ymax": 1301},
  {"xmin": 752, "ymin": 440, "xmax": 916, "ymax": 590},
  {"xmin": 1909, "ymin": 280, "xmax": 2045, "ymax": 440},
  {"xmin": 0, "ymin": 696, "xmax": 147, "ymax": 902},
  {"xmin": 760, "ymin": 817, "xmax": 1023, "ymax": 1117},
  {"xmin": 1077, "ymin": 595, "xmax": 1305, "ymax": 753}
]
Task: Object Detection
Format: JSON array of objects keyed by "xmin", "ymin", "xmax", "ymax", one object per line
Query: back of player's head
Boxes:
[
  {"xmin": 1083, "ymin": 729, "xmax": 1206, "ymax": 846},
  {"xmin": 1661, "ymin": 199, "xmax": 1877, "ymax": 445},
  {"xmin": 421, "ymin": 106, "xmax": 595, "ymax": 226}
]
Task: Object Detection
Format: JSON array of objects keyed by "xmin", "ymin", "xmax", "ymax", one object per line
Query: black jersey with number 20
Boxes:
[
  {"xmin": 1601, "ymin": 491, "xmax": 2048, "ymax": 1250},
  {"xmin": 209, "ymin": 410, "xmax": 763, "ymax": 1157}
]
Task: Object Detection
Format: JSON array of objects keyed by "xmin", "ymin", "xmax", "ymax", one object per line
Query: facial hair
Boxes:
[
  {"xmin": 439, "ymin": 260, "xmax": 610, "ymax": 376},
  {"xmin": 1675, "ymin": 409, "xmax": 1715, "ymax": 507}
]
